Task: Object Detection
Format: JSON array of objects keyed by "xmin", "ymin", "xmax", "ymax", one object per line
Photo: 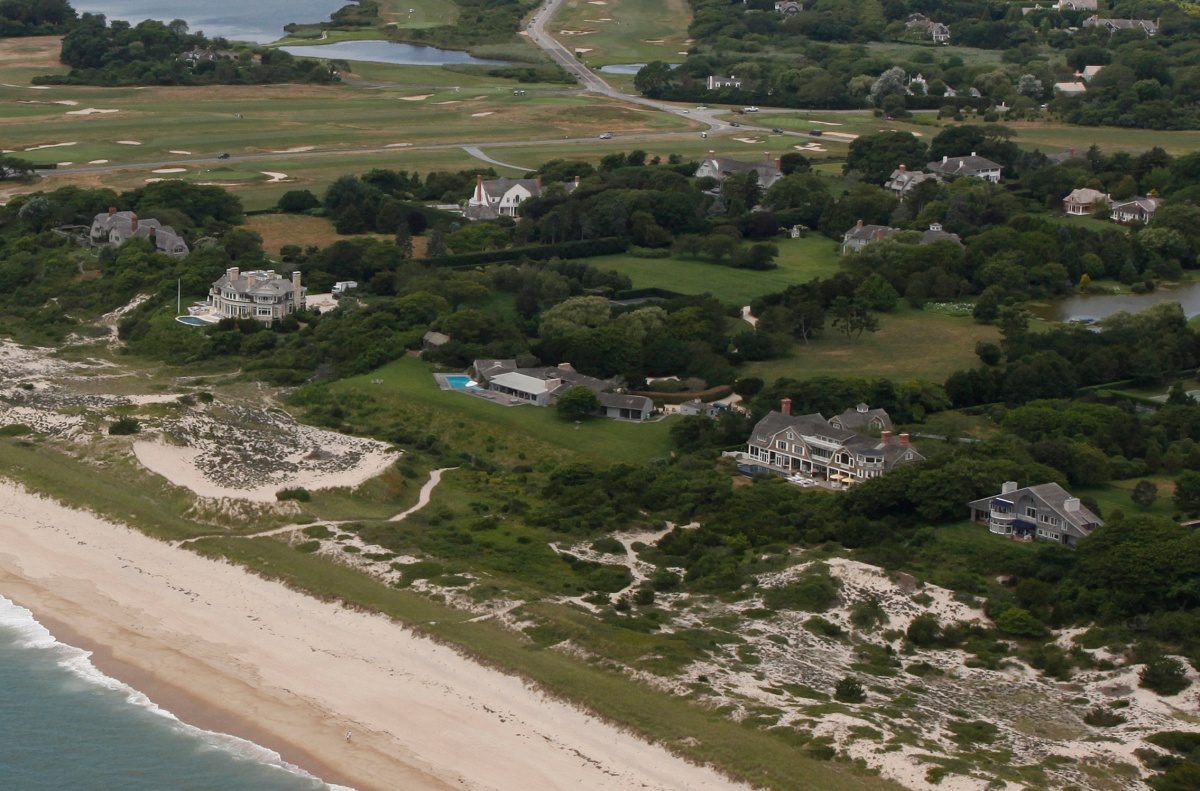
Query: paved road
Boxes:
[{"xmin": 462, "ymin": 145, "xmax": 527, "ymax": 171}]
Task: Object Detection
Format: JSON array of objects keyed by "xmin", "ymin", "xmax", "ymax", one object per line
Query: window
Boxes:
[
  {"xmin": 256, "ymin": 308, "xmax": 273, "ymax": 317},
  {"xmin": 1025, "ymin": 507, "xmax": 1037, "ymax": 518},
  {"xmin": 1039, "ymin": 514, "xmax": 1059, "ymax": 527},
  {"xmin": 776, "ymin": 440, "xmax": 786, "ymax": 449}
]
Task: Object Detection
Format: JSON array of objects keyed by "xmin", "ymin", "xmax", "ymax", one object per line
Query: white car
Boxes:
[
  {"xmin": 743, "ymin": 106, "xmax": 759, "ymax": 112},
  {"xmin": 598, "ymin": 133, "xmax": 613, "ymax": 139},
  {"xmin": 681, "ymin": 109, "xmax": 689, "ymax": 114},
  {"xmin": 696, "ymin": 105, "xmax": 708, "ymax": 110}
]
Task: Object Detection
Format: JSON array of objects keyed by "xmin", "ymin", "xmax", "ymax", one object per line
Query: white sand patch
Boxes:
[
  {"xmin": 53, "ymin": 100, "xmax": 79, "ymax": 106},
  {"xmin": 143, "ymin": 178, "xmax": 165, "ymax": 183},
  {"xmin": 260, "ymin": 172, "xmax": 288, "ymax": 183},
  {"xmin": 732, "ymin": 137, "xmax": 764, "ymax": 144},
  {"xmin": 809, "ymin": 120, "xmax": 842, "ymax": 126},
  {"xmin": 115, "ymin": 140, "xmax": 141, "ymax": 145},
  {"xmin": 574, "ymin": 47, "xmax": 593, "ymax": 53},
  {"xmin": 24, "ymin": 142, "xmax": 76, "ymax": 151},
  {"xmin": 643, "ymin": 39, "xmax": 665, "ymax": 43},
  {"xmin": 820, "ymin": 131, "xmax": 858, "ymax": 141},
  {"xmin": 151, "ymin": 168, "xmax": 187, "ymax": 174},
  {"xmin": 88, "ymin": 159, "xmax": 109, "ymax": 164},
  {"xmin": 587, "ymin": 1, "xmax": 607, "ymax": 4},
  {"xmin": 66, "ymin": 108, "xmax": 119, "ymax": 115},
  {"xmin": 270, "ymin": 146, "xmax": 315, "ymax": 153},
  {"xmin": 168, "ymin": 150, "xmax": 191, "ymax": 155},
  {"xmin": 56, "ymin": 162, "xmax": 73, "ymax": 167},
  {"xmin": 132, "ymin": 409, "xmax": 401, "ymax": 503},
  {"xmin": 385, "ymin": 142, "xmax": 412, "ymax": 148},
  {"xmin": 399, "ymin": 94, "xmax": 432, "ymax": 101},
  {"xmin": 433, "ymin": 100, "xmax": 460, "ymax": 105},
  {"xmin": 471, "ymin": 111, "xmax": 494, "ymax": 117}
]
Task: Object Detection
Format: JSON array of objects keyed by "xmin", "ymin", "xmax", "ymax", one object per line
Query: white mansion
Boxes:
[{"xmin": 208, "ymin": 267, "xmax": 306, "ymax": 324}]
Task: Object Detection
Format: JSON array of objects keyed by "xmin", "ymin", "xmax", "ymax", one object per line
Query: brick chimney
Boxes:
[
  {"xmin": 474, "ymin": 173, "xmax": 484, "ymax": 202},
  {"xmin": 856, "ymin": 219, "xmax": 863, "ymax": 229},
  {"xmin": 130, "ymin": 213, "xmax": 138, "ymax": 232},
  {"xmin": 292, "ymin": 270, "xmax": 302, "ymax": 299},
  {"xmin": 899, "ymin": 433, "xmax": 910, "ymax": 446},
  {"xmin": 899, "ymin": 164, "xmax": 906, "ymax": 173},
  {"xmin": 536, "ymin": 175, "xmax": 543, "ymax": 190},
  {"xmin": 228, "ymin": 266, "xmax": 239, "ymax": 282},
  {"xmin": 881, "ymin": 430, "xmax": 892, "ymax": 443},
  {"xmin": 763, "ymin": 151, "xmax": 771, "ymax": 162},
  {"xmin": 709, "ymin": 150, "xmax": 716, "ymax": 159},
  {"xmin": 557, "ymin": 362, "xmax": 574, "ymax": 372},
  {"xmin": 781, "ymin": 398, "xmax": 792, "ymax": 416},
  {"xmin": 774, "ymin": 157, "xmax": 781, "ymax": 169},
  {"xmin": 108, "ymin": 206, "xmax": 117, "ymax": 216}
]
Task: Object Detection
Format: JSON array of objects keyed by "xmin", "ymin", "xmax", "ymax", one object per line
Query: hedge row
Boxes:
[{"xmin": 422, "ymin": 237, "xmax": 630, "ymax": 268}]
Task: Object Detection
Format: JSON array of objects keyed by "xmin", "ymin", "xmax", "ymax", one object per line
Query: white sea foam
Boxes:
[{"xmin": 0, "ymin": 594, "xmax": 351, "ymax": 790}]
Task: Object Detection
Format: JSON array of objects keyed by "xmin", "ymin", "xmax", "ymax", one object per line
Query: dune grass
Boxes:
[
  {"xmin": 745, "ymin": 307, "xmax": 999, "ymax": 383},
  {"xmin": 589, "ymin": 235, "xmax": 843, "ymax": 304}
]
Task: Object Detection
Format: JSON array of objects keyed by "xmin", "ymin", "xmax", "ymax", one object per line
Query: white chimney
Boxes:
[
  {"xmin": 1064, "ymin": 498, "xmax": 1080, "ymax": 512},
  {"xmin": 1002, "ymin": 481, "xmax": 1018, "ymax": 494},
  {"xmin": 942, "ymin": 155, "xmax": 949, "ymax": 164}
]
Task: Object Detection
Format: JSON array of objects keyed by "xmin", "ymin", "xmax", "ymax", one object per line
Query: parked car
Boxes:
[
  {"xmin": 598, "ymin": 133, "xmax": 612, "ymax": 139},
  {"xmin": 743, "ymin": 106, "xmax": 759, "ymax": 112},
  {"xmin": 772, "ymin": 127, "xmax": 784, "ymax": 134},
  {"xmin": 729, "ymin": 121, "xmax": 740, "ymax": 127},
  {"xmin": 696, "ymin": 105, "xmax": 708, "ymax": 110},
  {"xmin": 217, "ymin": 153, "xmax": 231, "ymax": 159},
  {"xmin": 808, "ymin": 130, "xmax": 822, "ymax": 137},
  {"xmin": 681, "ymin": 109, "xmax": 689, "ymax": 114}
]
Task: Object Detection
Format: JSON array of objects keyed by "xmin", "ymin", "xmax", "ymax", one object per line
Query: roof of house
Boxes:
[
  {"xmin": 490, "ymin": 371, "xmax": 553, "ymax": 395},
  {"xmin": 843, "ymin": 221, "xmax": 899, "ymax": 243},
  {"xmin": 926, "ymin": 154, "xmax": 1002, "ymax": 177},
  {"xmin": 473, "ymin": 359, "xmax": 614, "ymax": 397},
  {"xmin": 830, "ymin": 404, "xmax": 893, "ymax": 431},
  {"xmin": 598, "ymin": 392, "xmax": 653, "ymax": 412},
  {"xmin": 697, "ymin": 155, "xmax": 781, "ymax": 183},
  {"xmin": 884, "ymin": 167, "xmax": 940, "ymax": 194},
  {"xmin": 212, "ymin": 270, "xmax": 298, "ymax": 298},
  {"xmin": 1065, "ymin": 188, "xmax": 1109, "ymax": 205},
  {"xmin": 921, "ymin": 224, "xmax": 962, "ymax": 246},
  {"xmin": 423, "ymin": 331, "xmax": 451, "ymax": 346},
  {"xmin": 1054, "ymin": 81, "xmax": 1088, "ymax": 94},
  {"xmin": 1112, "ymin": 195, "xmax": 1161, "ymax": 214},
  {"xmin": 968, "ymin": 482, "xmax": 1103, "ymax": 536},
  {"xmin": 752, "ymin": 410, "xmax": 923, "ymax": 467},
  {"xmin": 1046, "ymin": 148, "xmax": 1084, "ymax": 165}
]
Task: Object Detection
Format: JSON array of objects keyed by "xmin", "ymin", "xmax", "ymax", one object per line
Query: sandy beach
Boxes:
[{"xmin": 0, "ymin": 479, "xmax": 746, "ymax": 791}]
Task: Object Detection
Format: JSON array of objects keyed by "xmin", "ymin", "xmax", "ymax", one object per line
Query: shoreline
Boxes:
[{"xmin": 0, "ymin": 479, "xmax": 748, "ymax": 791}]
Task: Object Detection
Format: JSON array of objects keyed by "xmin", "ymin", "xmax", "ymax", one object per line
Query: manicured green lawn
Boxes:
[
  {"xmin": 1008, "ymin": 121, "xmax": 1200, "ymax": 156},
  {"xmin": 588, "ymin": 235, "xmax": 843, "ymax": 304},
  {"xmin": 332, "ymin": 356, "xmax": 677, "ymax": 465},
  {"xmin": 551, "ymin": 0, "xmax": 693, "ymax": 65},
  {"xmin": 1082, "ymin": 476, "xmax": 1180, "ymax": 522},
  {"xmin": 745, "ymin": 307, "xmax": 999, "ymax": 383}
]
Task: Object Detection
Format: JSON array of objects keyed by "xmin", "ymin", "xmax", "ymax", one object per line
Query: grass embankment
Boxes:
[
  {"xmin": 326, "ymin": 355, "xmax": 676, "ymax": 466},
  {"xmin": 589, "ymin": 235, "xmax": 843, "ymax": 304},
  {"xmin": 745, "ymin": 307, "xmax": 999, "ymax": 383},
  {"xmin": 550, "ymin": 0, "xmax": 692, "ymax": 66},
  {"xmin": 193, "ymin": 534, "xmax": 902, "ymax": 791}
]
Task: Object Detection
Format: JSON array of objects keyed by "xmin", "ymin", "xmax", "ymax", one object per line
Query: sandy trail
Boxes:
[
  {"xmin": 390, "ymin": 467, "xmax": 456, "ymax": 522},
  {"xmin": 0, "ymin": 479, "xmax": 748, "ymax": 791}
]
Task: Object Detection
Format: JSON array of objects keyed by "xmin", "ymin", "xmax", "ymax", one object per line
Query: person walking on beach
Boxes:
[{"xmin": 345, "ymin": 731, "xmax": 353, "ymax": 742}]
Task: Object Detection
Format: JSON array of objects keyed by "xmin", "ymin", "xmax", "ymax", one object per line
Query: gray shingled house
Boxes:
[
  {"xmin": 968, "ymin": 481, "xmax": 1103, "ymax": 548},
  {"xmin": 471, "ymin": 359, "xmax": 654, "ymax": 421}
]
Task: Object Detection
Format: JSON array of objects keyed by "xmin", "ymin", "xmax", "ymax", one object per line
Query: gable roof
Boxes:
[
  {"xmin": 968, "ymin": 482, "xmax": 1103, "ymax": 537},
  {"xmin": 1064, "ymin": 188, "xmax": 1109, "ymax": 205},
  {"xmin": 927, "ymin": 154, "xmax": 1002, "ymax": 177}
]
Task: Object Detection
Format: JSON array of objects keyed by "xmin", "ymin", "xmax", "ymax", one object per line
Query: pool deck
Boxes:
[{"xmin": 433, "ymin": 373, "xmax": 528, "ymax": 407}]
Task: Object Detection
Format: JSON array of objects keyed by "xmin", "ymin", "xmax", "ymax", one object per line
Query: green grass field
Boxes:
[
  {"xmin": 550, "ymin": 0, "xmax": 692, "ymax": 66},
  {"xmin": 330, "ymin": 356, "xmax": 678, "ymax": 465},
  {"xmin": 745, "ymin": 307, "xmax": 999, "ymax": 383},
  {"xmin": 589, "ymin": 235, "xmax": 843, "ymax": 304}
]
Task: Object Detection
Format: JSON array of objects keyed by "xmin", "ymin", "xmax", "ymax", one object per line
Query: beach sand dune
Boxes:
[{"xmin": 0, "ymin": 480, "xmax": 748, "ymax": 791}]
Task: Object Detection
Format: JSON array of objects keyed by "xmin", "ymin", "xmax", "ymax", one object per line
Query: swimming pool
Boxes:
[
  {"xmin": 175, "ymin": 316, "xmax": 213, "ymax": 326},
  {"xmin": 446, "ymin": 375, "xmax": 479, "ymax": 389}
]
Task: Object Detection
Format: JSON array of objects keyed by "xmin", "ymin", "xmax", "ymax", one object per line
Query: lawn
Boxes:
[
  {"xmin": 550, "ymin": 0, "xmax": 693, "ymax": 66},
  {"xmin": 1008, "ymin": 121, "xmax": 1200, "ymax": 156},
  {"xmin": 1082, "ymin": 476, "xmax": 1180, "ymax": 522},
  {"xmin": 745, "ymin": 307, "xmax": 999, "ymax": 383},
  {"xmin": 330, "ymin": 356, "xmax": 678, "ymax": 465},
  {"xmin": 589, "ymin": 235, "xmax": 843, "ymax": 304}
]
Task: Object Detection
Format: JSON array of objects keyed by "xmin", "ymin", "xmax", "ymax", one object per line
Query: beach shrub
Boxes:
[
  {"xmin": 277, "ymin": 487, "xmax": 312, "ymax": 502},
  {"xmin": 0, "ymin": 423, "xmax": 31, "ymax": 436},
  {"xmin": 108, "ymin": 416, "xmax": 140, "ymax": 435},
  {"xmin": 1141, "ymin": 656, "xmax": 1192, "ymax": 697},
  {"xmin": 1083, "ymin": 707, "xmax": 1128, "ymax": 727},
  {"xmin": 763, "ymin": 564, "xmax": 840, "ymax": 612},
  {"xmin": 804, "ymin": 616, "xmax": 843, "ymax": 638},
  {"xmin": 948, "ymin": 720, "xmax": 998, "ymax": 746},
  {"xmin": 834, "ymin": 676, "xmax": 866, "ymax": 703},
  {"xmin": 295, "ymin": 540, "xmax": 321, "ymax": 553}
]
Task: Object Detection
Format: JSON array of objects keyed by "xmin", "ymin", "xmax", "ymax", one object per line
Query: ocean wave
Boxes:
[{"xmin": 0, "ymin": 594, "xmax": 351, "ymax": 791}]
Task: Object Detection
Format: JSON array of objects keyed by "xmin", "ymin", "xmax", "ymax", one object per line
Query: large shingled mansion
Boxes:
[{"xmin": 744, "ymin": 401, "xmax": 924, "ymax": 484}]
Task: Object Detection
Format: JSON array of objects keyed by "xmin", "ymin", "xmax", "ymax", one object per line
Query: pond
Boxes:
[
  {"xmin": 280, "ymin": 40, "xmax": 507, "ymax": 66},
  {"xmin": 72, "ymin": 0, "xmax": 348, "ymax": 43},
  {"xmin": 1028, "ymin": 281, "xmax": 1200, "ymax": 324}
]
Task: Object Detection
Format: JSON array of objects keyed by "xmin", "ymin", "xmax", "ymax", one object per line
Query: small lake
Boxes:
[
  {"xmin": 1029, "ymin": 281, "xmax": 1200, "ymax": 323},
  {"xmin": 280, "ymin": 40, "xmax": 507, "ymax": 66},
  {"xmin": 72, "ymin": 0, "xmax": 348, "ymax": 43}
]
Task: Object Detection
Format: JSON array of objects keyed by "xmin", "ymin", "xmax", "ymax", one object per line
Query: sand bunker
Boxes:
[
  {"xmin": 144, "ymin": 178, "xmax": 165, "ymax": 183},
  {"xmin": 385, "ymin": 143, "xmax": 412, "ymax": 148},
  {"xmin": 168, "ymin": 150, "xmax": 192, "ymax": 155},
  {"xmin": 89, "ymin": 159, "xmax": 109, "ymax": 164},
  {"xmin": 260, "ymin": 172, "xmax": 288, "ymax": 183},
  {"xmin": 115, "ymin": 140, "xmax": 141, "ymax": 145},
  {"xmin": 66, "ymin": 108, "xmax": 119, "ymax": 115},
  {"xmin": 56, "ymin": 162, "xmax": 73, "ymax": 167},
  {"xmin": 574, "ymin": 47, "xmax": 593, "ymax": 53},
  {"xmin": 151, "ymin": 168, "xmax": 187, "ymax": 174},
  {"xmin": 53, "ymin": 100, "xmax": 79, "ymax": 106},
  {"xmin": 733, "ymin": 137, "xmax": 764, "ymax": 144},
  {"xmin": 471, "ymin": 111, "xmax": 494, "ymax": 117},
  {"xmin": 643, "ymin": 39, "xmax": 665, "ymax": 43},
  {"xmin": 271, "ymin": 146, "xmax": 315, "ymax": 153},
  {"xmin": 795, "ymin": 143, "xmax": 827, "ymax": 152},
  {"xmin": 24, "ymin": 142, "xmax": 76, "ymax": 151},
  {"xmin": 399, "ymin": 94, "xmax": 432, "ymax": 101},
  {"xmin": 433, "ymin": 100, "xmax": 460, "ymax": 105},
  {"xmin": 809, "ymin": 120, "xmax": 842, "ymax": 126}
]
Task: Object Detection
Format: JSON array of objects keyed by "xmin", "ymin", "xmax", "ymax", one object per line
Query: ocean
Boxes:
[
  {"xmin": 69, "ymin": 0, "xmax": 349, "ymax": 43},
  {"xmin": 0, "ymin": 595, "xmax": 347, "ymax": 791}
]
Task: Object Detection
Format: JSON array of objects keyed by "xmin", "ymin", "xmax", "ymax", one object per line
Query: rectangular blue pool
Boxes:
[{"xmin": 446, "ymin": 375, "xmax": 479, "ymax": 389}]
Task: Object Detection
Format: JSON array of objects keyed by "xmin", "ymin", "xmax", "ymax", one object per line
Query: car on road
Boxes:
[
  {"xmin": 808, "ymin": 130, "xmax": 822, "ymax": 137},
  {"xmin": 743, "ymin": 106, "xmax": 759, "ymax": 112},
  {"xmin": 729, "ymin": 121, "xmax": 740, "ymax": 127},
  {"xmin": 599, "ymin": 133, "xmax": 613, "ymax": 139},
  {"xmin": 681, "ymin": 109, "xmax": 689, "ymax": 114},
  {"xmin": 696, "ymin": 105, "xmax": 707, "ymax": 110},
  {"xmin": 217, "ymin": 153, "xmax": 231, "ymax": 159},
  {"xmin": 772, "ymin": 127, "xmax": 784, "ymax": 134}
]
